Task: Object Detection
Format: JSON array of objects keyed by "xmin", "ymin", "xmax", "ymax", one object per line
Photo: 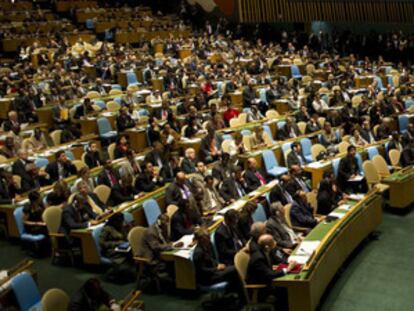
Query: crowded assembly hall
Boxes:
[{"xmin": 1, "ymin": 0, "xmax": 414, "ymax": 310}]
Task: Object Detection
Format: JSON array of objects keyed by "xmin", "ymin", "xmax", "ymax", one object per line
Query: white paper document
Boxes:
[
  {"xmin": 328, "ymin": 212, "xmax": 346, "ymax": 219},
  {"xmin": 338, "ymin": 204, "xmax": 352, "ymax": 211},
  {"xmin": 296, "ymin": 241, "xmax": 320, "ymax": 256},
  {"xmin": 174, "ymin": 249, "xmax": 193, "ymax": 259},
  {"xmin": 348, "ymin": 175, "xmax": 364, "ymax": 182},
  {"xmin": 348, "ymin": 193, "xmax": 365, "ymax": 201},
  {"xmin": 288, "ymin": 255, "xmax": 311, "ymax": 265},
  {"xmin": 176, "ymin": 234, "xmax": 194, "ymax": 249}
]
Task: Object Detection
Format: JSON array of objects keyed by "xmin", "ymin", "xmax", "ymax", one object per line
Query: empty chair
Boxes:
[
  {"xmin": 142, "ymin": 199, "xmax": 161, "ymax": 226},
  {"xmin": 93, "ymin": 100, "xmax": 106, "ymax": 110},
  {"xmin": 106, "ymin": 101, "xmax": 121, "ymax": 112},
  {"xmin": 252, "ymin": 203, "xmax": 267, "ymax": 222},
  {"xmin": 265, "ymin": 109, "xmax": 279, "ymax": 119},
  {"xmin": 291, "ymin": 64, "xmax": 302, "ymax": 79},
  {"xmin": 258, "ymin": 88, "xmax": 267, "ymax": 104},
  {"xmin": 35, "ymin": 158, "xmax": 49, "ymax": 168},
  {"xmin": 42, "ymin": 288, "xmax": 70, "ymax": 311},
  {"xmin": 241, "ymin": 129, "xmax": 252, "ymax": 136},
  {"xmin": 221, "ymin": 134, "xmax": 233, "ymax": 141},
  {"xmin": 64, "ymin": 150, "xmax": 75, "ymax": 161},
  {"xmin": 262, "ymin": 150, "xmax": 288, "ymax": 177},
  {"xmin": 281, "ymin": 142, "xmax": 292, "ymax": 162},
  {"xmin": 107, "ymin": 142, "xmax": 116, "ymax": 160},
  {"xmin": 243, "ymin": 135, "xmax": 253, "ymax": 152},
  {"xmin": 297, "ymin": 121, "xmax": 307, "ymax": 135},
  {"xmin": 404, "ymin": 98, "xmax": 414, "ymax": 110},
  {"xmin": 367, "ymin": 146, "xmax": 379, "ymax": 160},
  {"xmin": 93, "ymin": 184, "xmax": 111, "ymax": 205},
  {"xmin": 332, "ymin": 158, "xmax": 341, "ymax": 178},
  {"xmin": 374, "ymin": 76, "xmax": 386, "ymax": 91},
  {"xmin": 239, "ymin": 113, "xmax": 248, "ymax": 125},
  {"xmin": 111, "ymin": 84, "xmax": 122, "ymax": 91},
  {"xmin": 229, "ymin": 118, "xmax": 240, "ymax": 128},
  {"xmin": 86, "ymin": 91, "xmax": 100, "ymax": 99},
  {"xmin": 127, "ymin": 71, "xmax": 139, "ymax": 86},
  {"xmin": 355, "ymin": 153, "xmax": 364, "ymax": 175},
  {"xmin": 300, "ymin": 138, "xmax": 313, "ymax": 163},
  {"xmin": 398, "ymin": 115, "xmax": 409, "ymax": 133},
  {"xmin": 97, "ymin": 117, "xmax": 117, "ymax": 142},
  {"xmin": 72, "ymin": 160, "xmax": 87, "ymax": 172},
  {"xmin": 389, "ymin": 149, "xmax": 401, "ymax": 167},
  {"xmin": 338, "ymin": 141, "xmax": 350, "ymax": 154},
  {"xmin": 372, "ymin": 155, "xmax": 390, "ymax": 177},
  {"xmin": 311, "ymin": 144, "xmax": 327, "ymax": 161},
  {"xmin": 128, "ymin": 226, "xmax": 149, "ymax": 279},
  {"xmin": 10, "ymin": 272, "xmax": 42, "ymax": 311},
  {"xmin": 363, "ymin": 160, "xmax": 390, "ymax": 193},
  {"xmin": 262, "ymin": 125, "xmax": 275, "ymax": 143},
  {"xmin": 50, "ymin": 129, "xmax": 62, "ymax": 146}
]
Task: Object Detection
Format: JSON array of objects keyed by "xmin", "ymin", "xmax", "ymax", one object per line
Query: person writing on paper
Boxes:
[
  {"xmin": 214, "ymin": 209, "xmax": 243, "ymax": 265},
  {"xmin": 337, "ymin": 145, "xmax": 367, "ymax": 193},
  {"xmin": 246, "ymin": 234, "xmax": 296, "ymax": 308},
  {"xmin": 193, "ymin": 228, "xmax": 246, "ymax": 307}
]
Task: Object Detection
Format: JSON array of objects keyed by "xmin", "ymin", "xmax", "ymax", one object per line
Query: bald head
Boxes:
[
  {"xmin": 250, "ymin": 221, "xmax": 266, "ymax": 240},
  {"xmin": 258, "ymin": 234, "xmax": 276, "ymax": 251}
]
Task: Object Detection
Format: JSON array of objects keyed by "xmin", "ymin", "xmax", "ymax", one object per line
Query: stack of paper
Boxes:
[
  {"xmin": 328, "ymin": 212, "xmax": 346, "ymax": 219},
  {"xmin": 174, "ymin": 249, "xmax": 193, "ymax": 259},
  {"xmin": 348, "ymin": 193, "xmax": 365, "ymax": 201},
  {"xmin": 176, "ymin": 234, "xmax": 194, "ymax": 249},
  {"xmin": 288, "ymin": 255, "xmax": 311, "ymax": 265},
  {"xmin": 338, "ymin": 204, "xmax": 351, "ymax": 211},
  {"xmin": 296, "ymin": 241, "xmax": 320, "ymax": 256}
]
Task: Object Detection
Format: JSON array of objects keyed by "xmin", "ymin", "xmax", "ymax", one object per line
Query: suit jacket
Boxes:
[
  {"xmin": 401, "ymin": 147, "xmax": 414, "ymax": 167},
  {"xmin": 135, "ymin": 172, "xmax": 164, "ymax": 193},
  {"xmin": 139, "ymin": 224, "xmax": 172, "ymax": 265},
  {"xmin": 266, "ymin": 216, "xmax": 295, "ymax": 248},
  {"xmin": 116, "ymin": 114, "xmax": 135, "ymax": 132},
  {"xmin": 290, "ymin": 201, "xmax": 317, "ymax": 228},
  {"xmin": 45, "ymin": 161, "xmax": 77, "ymax": 183},
  {"xmin": 201, "ymin": 186, "xmax": 225, "ymax": 211},
  {"xmin": 144, "ymin": 150, "xmax": 165, "ymax": 168},
  {"xmin": 214, "ymin": 223, "xmax": 242, "ymax": 265},
  {"xmin": 181, "ymin": 158, "xmax": 196, "ymax": 174},
  {"xmin": 60, "ymin": 204, "xmax": 95, "ymax": 236},
  {"xmin": 317, "ymin": 190, "xmax": 336, "ymax": 215},
  {"xmin": 286, "ymin": 151, "xmax": 306, "ymax": 168},
  {"xmin": 219, "ymin": 177, "xmax": 248, "ymax": 202},
  {"xmin": 12, "ymin": 159, "xmax": 35, "ymax": 192},
  {"xmin": 246, "ymin": 247, "xmax": 284, "ymax": 285},
  {"xmin": 192, "ymin": 244, "xmax": 219, "ymax": 285},
  {"xmin": 0, "ymin": 178, "xmax": 14, "ymax": 204},
  {"xmin": 244, "ymin": 168, "xmax": 267, "ymax": 193},
  {"xmin": 97, "ymin": 169, "xmax": 120, "ymax": 188},
  {"xmin": 269, "ymin": 184, "xmax": 292, "ymax": 206},
  {"xmin": 68, "ymin": 283, "xmax": 111, "ymax": 311},
  {"xmin": 84, "ymin": 151, "xmax": 102, "ymax": 168},
  {"xmin": 285, "ymin": 176, "xmax": 309, "ymax": 195},
  {"xmin": 360, "ymin": 128, "xmax": 376, "ymax": 144},
  {"xmin": 165, "ymin": 181, "xmax": 194, "ymax": 206},
  {"xmin": 170, "ymin": 210, "xmax": 201, "ymax": 241}
]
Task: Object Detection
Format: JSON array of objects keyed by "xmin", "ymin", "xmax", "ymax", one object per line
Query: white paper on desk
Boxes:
[
  {"xmin": 136, "ymin": 155, "xmax": 145, "ymax": 161},
  {"xmin": 307, "ymin": 161, "xmax": 326, "ymax": 169},
  {"xmin": 212, "ymin": 214, "xmax": 224, "ymax": 222},
  {"xmin": 174, "ymin": 249, "xmax": 193, "ymax": 259},
  {"xmin": 249, "ymin": 190, "xmax": 261, "ymax": 197},
  {"xmin": 288, "ymin": 255, "xmax": 311, "ymax": 265},
  {"xmin": 0, "ymin": 270, "xmax": 8, "ymax": 282},
  {"xmin": 181, "ymin": 137, "xmax": 201, "ymax": 143},
  {"xmin": 266, "ymin": 179, "xmax": 279, "ymax": 189},
  {"xmin": 329, "ymin": 212, "xmax": 346, "ymax": 219},
  {"xmin": 348, "ymin": 175, "xmax": 363, "ymax": 182},
  {"xmin": 176, "ymin": 234, "xmax": 194, "ymax": 249},
  {"xmin": 338, "ymin": 204, "xmax": 351, "ymax": 211},
  {"xmin": 101, "ymin": 112, "xmax": 113, "ymax": 117},
  {"xmin": 348, "ymin": 193, "xmax": 365, "ymax": 201},
  {"xmin": 218, "ymin": 200, "xmax": 247, "ymax": 215},
  {"xmin": 296, "ymin": 241, "xmax": 320, "ymax": 256}
]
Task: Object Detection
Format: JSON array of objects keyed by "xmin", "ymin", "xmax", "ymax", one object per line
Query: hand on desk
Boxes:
[
  {"xmin": 217, "ymin": 263, "xmax": 226, "ymax": 271},
  {"xmin": 282, "ymin": 248, "xmax": 292, "ymax": 255},
  {"xmin": 287, "ymin": 261, "xmax": 297, "ymax": 273},
  {"xmin": 173, "ymin": 241, "xmax": 184, "ymax": 248}
]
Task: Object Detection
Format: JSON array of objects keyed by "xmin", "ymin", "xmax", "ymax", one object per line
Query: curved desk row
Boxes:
[{"xmin": 274, "ymin": 192, "xmax": 383, "ymax": 311}]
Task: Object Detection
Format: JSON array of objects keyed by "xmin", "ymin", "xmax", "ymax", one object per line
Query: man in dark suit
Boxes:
[
  {"xmin": 212, "ymin": 153, "xmax": 236, "ymax": 182},
  {"xmin": 290, "ymin": 191, "xmax": 318, "ymax": 229},
  {"xmin": 139, "ymin": 214, "xmax": 173, "ymax": 270},
  {"xmin": 3, "ymin": 110, "xmax": 21, "ymax": 132},
  {"xmin": 151, "ymin": 101, "xmax": 173, "ymax": 121},
  {"xmin": 116, "ymin": 107, "xmax": 136, "ymax": 132},
  {"xmin": 170, "ymin": 199, "xmax": 202, "ymax": 241},
  {"xmin": 181, "ymin": 148, "xmax": 197, "ymax": 174},
  {"xmin": 266, "ymin": 203, "xmax": 297, "ymax": 250},
  {"xmin": 269, "ymin": 175, "xmax": 294, "ymax": 205},
  {"xmin": 165, "ymin": 172, "xmax": 195, "ymax": 207},
  {"xmin": 242, "ymin": 81, "xmax": 256, "ymax": 108},
  {"xmin": 219, "ymin": 167, "xmax": 248, "ymax": 203},
  {"xmin": 286, "ymin": 165, "xmax": 310, "ymax": 194},
  {"xmin": 97, "ymin": 161, "xmax": 120, "ymax": 188},
  {"xmin": 135, "ymin": 162, "xmax": 165, "ymax": 193},
  {"xmin": 286, "ymin": 142, "xmax": 306, "ymax": 168},
  {"xmin": 360, "ymin": 120, "xmax": 376, "ymax": 144},
  {"xmin": 214, "ymin": 210, "xmax": 243, "ymax": 266},
  {"xmin": 45, "ymin": 150, "xmax": 77, "ymax": 183},
  {"xmin": 91, "ymin": 78, "xmax": 107, "ymax": 95},
  {"xmin": 401, "ymin": 136, "xmax": 414, "ymax": 167},
  {"xmin": 245, "ymin": 158, "xmax": 268, "ymax": 192},
  {"xmin": 144, "ymin": 141, "xmax": 165, "ymax": 169},
  {"xmin": 337, "ymin": 145, "xmax": 366, "ymax": 193},
  {"xmin": 76, "ymin": 181, "xmax": 107, "ymax": 214},
  {"xmin": 60, "ymin": 195, "xmax": 96, "ymax": 239},
  {"xmin": 74, "ymin": 98, "xmax": 95, "ymax": 119},
  {"xmin": 277, "ymin": 118, "xmax": 301, "ymax": 140},
  {"xmin": 84, "ymin": 142, "xmax": 102, "ymax": 169},
  {"xmin": 12, "ymin": 149, "xmax": 34, "ymax": 192}
]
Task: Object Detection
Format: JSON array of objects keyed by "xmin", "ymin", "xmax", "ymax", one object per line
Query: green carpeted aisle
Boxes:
[{"xmin": 1, "ymin": 208, "xmax": 413, "ymax": 310}]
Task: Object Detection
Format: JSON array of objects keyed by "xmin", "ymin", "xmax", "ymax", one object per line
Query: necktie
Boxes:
[
  {"xmin": 255, "ymin": 171, "xmax": 266, "ymax": 185},
  {"xmin": 108, "ymin": 172, "xmax": 117, "ymax": 186}
]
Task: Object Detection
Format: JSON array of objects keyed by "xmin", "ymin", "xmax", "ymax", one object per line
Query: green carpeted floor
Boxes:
[{"xmin": 1, "ymin": 208, "xmax": 413, "ymax": 310}]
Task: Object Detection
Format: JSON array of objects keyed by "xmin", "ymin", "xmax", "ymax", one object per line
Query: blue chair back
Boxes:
[
  {"xmin": 398, "ymin": 115, "xmax": 409, "ymax": 133},
  {"xmin": 105, "ymin": 29, "xmax": 113, "ymax": 40},
  {"xmin": 262, "ymin": 125, "xmax": 274, "ymax": 143},
  {"xmin": 404, "ymin": 99, "xmax": 414, "ymax": 110},
  {"xmin": 277, "ymin": 121, "xmax": 286, "ymax": 129},
  {"xmin": 252, "ymin": 203, "xmax": 267, "ymax": 222},
  {"xmin": 142, "ymin": 199, "xmax": 161, "ymax": 226},
  {"xmin": 85, "ymin": 19, "xmax": 94, "ymax": 29},
  {"xmin": 335, "ymin": 128, "xmax": 341, "ymax": 142},
  {"xmin": 221, "ymin": 134, "xmax": 233, "ymax": 141},
  {"xmin": 111, "ymin": 84, "xmax": 122, "ymax": 90},
  {"xmin": 291, "ymin": 65, "xmax": 301, "ymax": 77},
  {"xmin": 94, "ymin": 100, "xmax": 106, "ymax": 109},
  {"xmin": 263, "ymin": 150, "xmax": 278, "ymax": 171},
  {"xmin": 127, "ymin": 72, "xmax": 138, "ymax": 86},
  {"xmin": 13, "ymin": 206, "xmax": 25, "ymax": 236},
  {"xmin": 113, "ymin": 97, "xmax": 122, "ymax": 105},
  {"xmin": 281, "ymin": 142, "xmax": 292, "ymax": 158},
  {"xmin": 243, "ymin": 108, "xmax": 252, "ymax": 114},
  {"xmin": 97, "ymin": 117, "xmax": 113, "ymax": 136},
  {"xmin": 300, "ymin": 138, "xmax": 312, "ymax": 161},
  {"xmin": 10, "ymin": 272, "xmax": 41, "ymax": 311},
  {"xmin": 375, "ymin": 76, "xmax": 384, "ymax": 90},
  {"xmin": 138, "ymin": 109, "xmax": 150, "ymax": 116},
  {"xmin": 241, "ymin": 129, "xmax": 251, "ymax": 136},
  {"xmin": 65, "ymin": 151, "xmax": 75, "ymax": 161},
  {"xmin": 35, "ymin": 158, "xmax": 49, "ymax": 168},
  {"xmin": 216, "ymin": 81, "xmax": 223, "ymax": 98},
  {"xmin": 123, "ymin": 211, "xmax": 134, "ymax": 224},
  {"xmin": 332, "ymin": 158, "xmax": 341, "ymax": 178},
  {"xmin": 367, "ymin": 146, "xmax": 379, "ymax": 160},
  {"xmin": 355, "ymin": 153, "xmax": 364, "ymax": 175},
  {"xmin": 259, "ymin": 88, "xmax": 267, "ymax": 103}
]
